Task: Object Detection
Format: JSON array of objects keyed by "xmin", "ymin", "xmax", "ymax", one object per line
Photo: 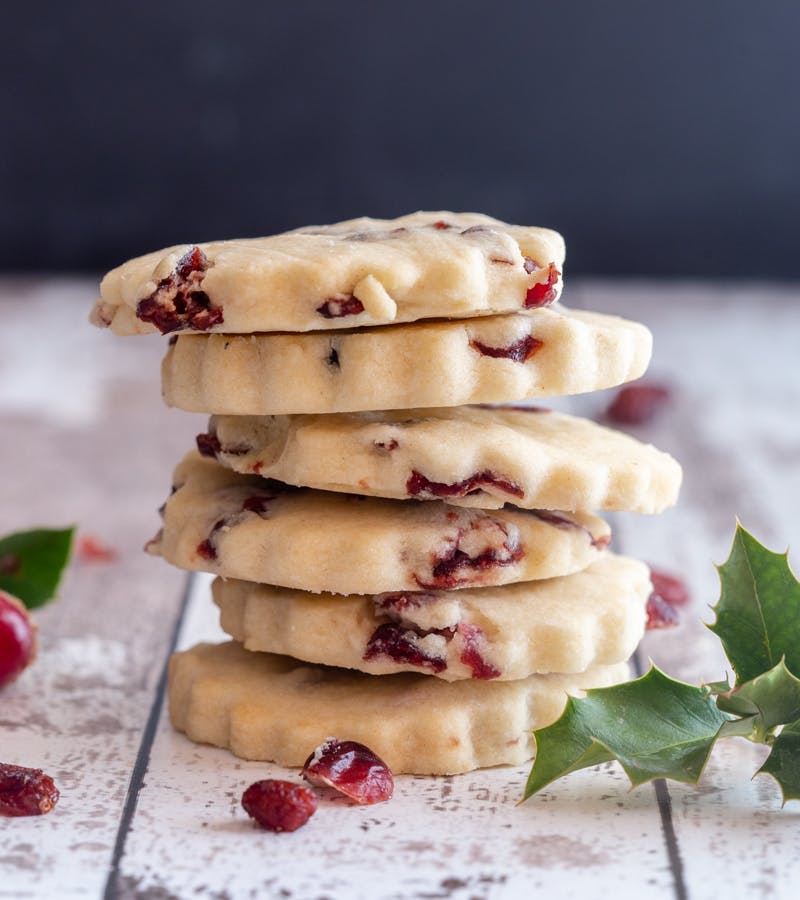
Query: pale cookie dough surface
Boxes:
[
  {"xmin": 202, "ymin": 405, "xmax": 681, "ymax": 514},
  {"xmin": 91, "ymin": 211, "xmax": 565, "ymax": 335},
  {"xmin": 213, "ymin": 554, "xmax": 650, "ymax": 681},
  {"xmin": 162, "ymin": 305, "xmax": 652, "ymax": 415},
  {"xmin": 150, "ymin": 452, "xmax": 611, "ymax": 595},
  {"xmin": 168, "ymin": 640, "xmax": 630, "ymax": 774}
]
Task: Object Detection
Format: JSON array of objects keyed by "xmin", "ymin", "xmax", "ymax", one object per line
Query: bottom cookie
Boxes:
[{"xmin": 168, "ymin": 641, "xmax": 629, "ymax": 775}]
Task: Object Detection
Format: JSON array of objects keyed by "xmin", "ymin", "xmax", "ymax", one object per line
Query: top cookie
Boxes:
[{"xmin": 90, "ymin": 212, "xmax": 565, "ymax": 335}]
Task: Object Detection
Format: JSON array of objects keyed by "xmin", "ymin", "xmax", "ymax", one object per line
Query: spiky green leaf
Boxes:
[{"xmin": 0, "ymin": 527, "xmax": 75, "ymax": 609}]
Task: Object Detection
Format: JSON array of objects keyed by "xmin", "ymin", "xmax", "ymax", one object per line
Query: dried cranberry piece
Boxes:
[
  {"xmin": 76, "ymin": 535, "xmax": 117, "ymax": 563},
  {"xmin": 302, "ymin": 739, "xmax": 394, "ymax": 805},
  {"xmin": 524, "ymin": 262, "xmax": 560, "ymax": 308},
  {"xmin": 528, "ymin": 510, "xmax": 610, "ymax": 550},
  {"xmin": 196, "ymin": 432, "xmax": 222, "ymax": 457},
  {"xmin": 0, "ymin": 592, "xmax": 37, "ymax": 689},
  {"xmin": 605, "ymin": 383, "xmax": 672, "ymax": 425},
  {"xmin": 241, "ymin": 779, "xmax": 317, "ymax": 832},
  {"xmin": 316, "ymin": 295, "xmax": 365, "ymax": 319},
  {"xmin": 374, "ymin": 591, "xmax": 437, "ymax": 614},
  {"xmin": 458, "ymin": 623, "xmax": 501, "ymax": 679},
  {"xmin": 241, "ymin": 495, "xmax": 273, "ymax": 517},
  {"xmin": 419, "ymin": 520, "xmax": 523, "ymax": 590},
  {"xmin": 364, "ymin": 623, "xmax": 449, "ymax": 673},
  {"xmin": 374, "ymin": 438, "xmax": 399, "ymax": 453},
  {"xmin": 469, "ymin": 335, "xmax": 543, "ymax": 363},
  {"xmin": 432, "ymin": 220, "xmax": 452, "ymax": 229},
  {"xmin": 646, "ymin": 594, "xmax": 680, "ymax": 630},
  {"xmin": 460, "ymin": 225, "xmax": 493, "ymax": 235},
  {"xmin": 196, "ymin": 518, "xmax": 225, "ymax": 561},
  {"xmin": 406, "ymin": 469, "xmax": 524, "ymax": 500},
  {"xmin": 0, "ymin": 763, "xmax": 59, "ymax": 816},
  {"xmin": 136, "ymin": 247, "xmax": 222, "ymax": 334},
  {"xmin": 649, "ymin": 568, "xmax": 690, "ymax": 607}
]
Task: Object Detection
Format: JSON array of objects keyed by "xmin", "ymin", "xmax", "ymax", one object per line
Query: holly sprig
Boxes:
[
  {"xmin": 0, "ymin": 527, "xmax": 74, "ymax": 609},
  {"xmin": 524, "ymin": 523, "xmax": 800, "ymax": 805}
]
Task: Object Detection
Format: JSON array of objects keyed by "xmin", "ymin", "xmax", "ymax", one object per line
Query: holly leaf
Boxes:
[
  {"xmin": 708, "ymin": 523, "xmax": 800, "ymax": 684},
  {"xmin": 0, "ymin": 527, "xmax": 75, "ymax": 609},
  {"xmin": 756, "ymin": 720, "xmax": 800, "ymax": 805},
  {"xmin": 712, "ymin": 659, "xmax": 800, "ymax": 741},
  {"xmin": 524, "ymin": 666, "xmax": 730, "ymax": 799}
]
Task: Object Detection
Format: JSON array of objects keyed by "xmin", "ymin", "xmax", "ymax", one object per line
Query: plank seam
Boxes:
[
  {"xmin": 102, "ymin": 572, "xmax": 195, "ymax": 900},
  {"xmin": 632, "ymin": 647, "xmax": 689, "ymax": 900}
]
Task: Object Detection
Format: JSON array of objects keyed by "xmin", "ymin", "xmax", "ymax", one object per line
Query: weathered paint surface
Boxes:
[{"xmin": 1, "ymin": 280, "xmax": 799, "ymax": 899}]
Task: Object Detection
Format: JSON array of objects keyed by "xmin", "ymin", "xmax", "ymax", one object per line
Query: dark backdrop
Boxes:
[{"xmin": 3, "ymin": 1, "xmax": 799, "ymax": 276}]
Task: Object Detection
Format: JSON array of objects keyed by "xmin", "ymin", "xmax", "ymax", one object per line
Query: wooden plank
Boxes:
[{"xmin": 0, "ymin": 280, "xmax": 198, "ymax": 898}]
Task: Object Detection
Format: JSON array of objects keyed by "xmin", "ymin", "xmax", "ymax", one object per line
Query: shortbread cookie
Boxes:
[
  {"xmin": 213, "ymin": 554, "xmax": 650, "ymax": 681},
  {"xmin": 91, "ymin": 212, "xmax": 565, "ymax": 336},
  {"xmin": 168, "ymin": 640, "xmax": 629, "ymax": 774},
  {"xmin": 162, "ymin": 305, "xmax": 652, "ymax": 415},
  {"xmin": 150, "ymin": 452, "xmax": 611, "ymax": 595},
  {"xmin": 201, "ymin": 405, "xmax": 681, "ymax": 513}
]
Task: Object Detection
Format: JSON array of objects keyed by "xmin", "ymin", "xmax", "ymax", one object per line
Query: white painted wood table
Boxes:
[{"xmin": 1, "ymin": 279, "xmax": 799, "ymax": 899}]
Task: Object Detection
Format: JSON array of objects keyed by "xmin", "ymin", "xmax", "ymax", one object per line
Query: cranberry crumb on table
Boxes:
[{"xmin": 0, "ymin": 763, "xmax": 59, "ymax": 817}]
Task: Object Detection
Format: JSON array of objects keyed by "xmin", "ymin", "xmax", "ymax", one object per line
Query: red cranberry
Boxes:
[
  {"xmin": 646, "ymin": 594, "xmax": 680, "ymax": 630},
  {"xmin": 432, "ymin": 220, "xmax": 452, "ymax": 229},
  {"xmin": 458, "ymin": 623, "xmax": 500, "ymax": 679},
  {"xmin": 364, "ymin": 622, "xmax": 450, "ymax": 673},
  {"xmin": 241, "ymin": 779, "xmax": 317, "ymax": 832},
  {"xmin": 469, "ymin": 335, "xmax": 543, "ymax": 363},
  {"xmin": 196, "ymin": 432, "xmax": 222, "ymax": 457},
  {"xmin": 374, "ymin": 591, "xmax": 437, "ymax": 614},
  {"xmin": 528, "ymin": 510, "xmax": 609, "ymax": 550},
  {"xmin": 649, "ymin": 568, "xmax": 690, "ymax": 607},
  {"xmin": 407, "ymin": 469, "xmax": 524, "ymax": 501},
  {"xmin": 0, "ymin": 592, "xmax": 37, "ymax": 689},
  {"xmin": 136, "ymin": 247, "xmax": 222, "ymax": 334},
  {"xmin": 605, "ymin": 383, "xmax": 672, "ymax": 425},
  {"xmin": 316, "ymin": 295, "xmax": 365, "ymax": 318},
  {"xmin": 419, "ymin": 521, "xmax": 523, "ymax": 590},
  {"xmin": 0, "ymin": 763, "xmax": 59, "ymax": 817},
  {"xmin": 76, "ymin": 535, "xmax": 117, "ymax": 563},
  {"xmin": 196, "ymin": 518, "xmax": 225, "ymax": 562},
  {"xmin": 241, "ymin": 495, "xmax": 273, "ymax": 516},
  {"xmin": 302, "ymin": 739, "xmax": 394, "ymax": 805},
  {"xmin": 524, "ymin": 262, "xmax": 560, "ymax": 308},
  {"xmin": 645, "ymin": 567, "xmax": 689, "ymax": 629}
]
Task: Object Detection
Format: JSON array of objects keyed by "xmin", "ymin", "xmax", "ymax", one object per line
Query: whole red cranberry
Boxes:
[
  {"xmin": 0, "ymin": 591, "xmax": 37, "ymax": 688},
  {"xmin": 605, "ymin": 383, "xmax": 671, "ymax": 425},
  {"xmin": 241, "ymin": 779, "xmax": 317, "ymax": 832},
  {"xmin": 302, "ymin": 739, "xmax": 394, "ymax": 805}
]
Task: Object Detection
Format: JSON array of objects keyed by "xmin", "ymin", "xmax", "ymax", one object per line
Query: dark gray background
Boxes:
[{"xmin": 3, "ymin": 1, "xmax": 798, "ymax": 276}]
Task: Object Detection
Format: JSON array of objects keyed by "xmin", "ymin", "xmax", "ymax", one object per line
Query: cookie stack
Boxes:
[{"xmin": 92, "ymin": 212, "xmax": 681, "ymax": 775}]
